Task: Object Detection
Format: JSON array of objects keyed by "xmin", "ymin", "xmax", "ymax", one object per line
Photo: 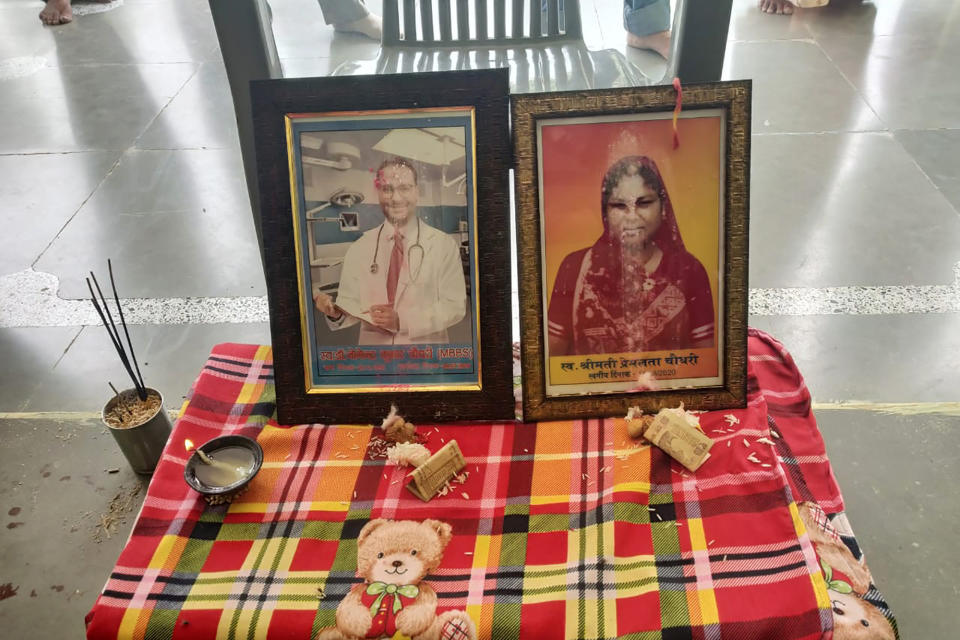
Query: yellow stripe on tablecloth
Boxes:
[
  {"xmin": 686, "ymin": 519, "xmax": 720, "ymax": 625},
  {"xmin": 526, "ymin": 449, "xmax": 650, "ymax": 463},
  {"xmin": 472, "ymin": 535, "xmax": 501, "ymax": 639},
  {"xmin": 788, "ymin": 502, "xmax": 833, "ymax": 611},
  {"xmin": 602, "ymin": 594, "xmax": 619, "ymax": 640},
  {"xmin": 253, "ymin": 608, "xmax": 273, "ymax": 640},
  {"xmin": 610, "ymin": 557, "xmax": 659, "ymax": 599},
  {"xmin": 565, "ymin": 599, "xmax": 580, "ymax": 638},
  {"xmin": 217, "ymin": 608, "xmax": 258, "ymax": 640},
  {"xmin": 562, "ymin": 597, "xmax": 619, "ymax": 640},
  {"xmin": 180, "ymin": 596, "xmax": 319, "ymax": 611},
  {"xmin": 810, "ymin": 571, "xmax": 832, "ymax": 610},
  {"xmin": 228, "ymin": 500, "xmax": 352, "ymax": 514},
  {"xmin": 611, "ymin": 480, "xmax": 652, "ymax": 494},
  {"xmin": 521, "ymin": 562, "xmax": 568, "ymax": 604},
  {"xmin": 235, "ymin": 345, "xmax": 272, "ymax": 406},
  {"xmin": 697, "ymin": 588, "xmax": 720, "ymax": 626},
  {"xmin": 530, "ymin": 494, "xmax": 577, "ymax": 506},
  {"xmin": 580, "ymin": 521, "xmax": 617, "ymax": 637},
  {"xmin": 472, "ymin": 534, "xmax": 492, "ymax": 569},
  {"xmin": 117, "ymin": 608, "xmax": 143, "ymax": 640},
  {"xmin": 688, "ymin": 518, "xmax": 707, "ymax": 550},
  {"xmin": 148, "ymin": 534, "xmax": 186, "ymax": 571},
  {"xmin": 242, "ymin": 536, "xmax": 299, "ymax": 573}
]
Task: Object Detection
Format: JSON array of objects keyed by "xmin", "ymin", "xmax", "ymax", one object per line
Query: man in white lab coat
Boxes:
[{"xmin": 313, "ymin": 157, "xmax": 467, "ymax": 345}]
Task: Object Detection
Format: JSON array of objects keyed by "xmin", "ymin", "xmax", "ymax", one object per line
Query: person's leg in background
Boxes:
[
  {"xmin": 624, "ymin": 0, "xmax": 671, "ymax": 59},
  {"xmin": 759, "ymin": 0, "xmax": 833, "ymax": 16},
  {"xmin": 317, "ymin": 0, "xmax": 382, "ymax": 40},
  {"xmin": 759, "ymin": 0, "xmax": 795, "ymax": 14},
  {"xmin": 39, "ymin": 0, "xmax": 111, "ymax": 26}
]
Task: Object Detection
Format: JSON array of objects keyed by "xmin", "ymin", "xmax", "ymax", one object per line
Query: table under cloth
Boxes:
[{"xmin": 85, "ymin": 329, "xmax": 898, "ymax": 640}]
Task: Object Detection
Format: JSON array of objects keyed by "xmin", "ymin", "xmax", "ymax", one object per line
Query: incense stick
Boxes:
[
  {"xmin": 88, "ymin": 277, "xmax": 143, "ymax": 399},
  {"xmin": 87, "ymin": 264, "xmax": 147, "ymax": 400},
  {"xmin": 108, "ymin": 259, "xmax": 145, "ymax": 393}
]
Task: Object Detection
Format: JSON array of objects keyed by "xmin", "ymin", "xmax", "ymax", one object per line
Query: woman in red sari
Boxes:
[{"xmin": 548, "ymin": 155, "xmax": 714, "ymax": 356}]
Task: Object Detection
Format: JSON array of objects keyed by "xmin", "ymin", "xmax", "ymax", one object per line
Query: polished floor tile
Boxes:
[
  {"xmin": 281, "ymin": 56, "xmax": 341, "ymax": 78},
  {"xmin": 815, "ymin": 409, "xmax": 959, "ymax": 640},
  {"xmin": 0, "ymin": 63, "xmax": 196, "ymax": 153},
  {"xmin": 22, "ymin": 322, "xmax": 271, "ymax": 412},
  {"xmin": 815, "ymin": 31, "xmax": 960, "ymax": 130},
  {"xmin": 749, "ymin": 132, "xmax": 960, "ymax": 288},
  {"xmin": 33, "ymin": 0, "xmax": 218, "ymax": 65},
  {"xmin": 0, "ymin": 5, "xmax": 60, "ymax": 61},
  {"xmin": 801, "ymin": 0, "xmax": 960, "ymax": 39},
  {"xmin": 727, "ymin": 0, "xmax": 814, "ymax": 42},
  {"xmin": 723, "ymin": 40, "xmax": 884, "ymax": 133},
  {"xmin": 135, "ymin": 62, "xmax": 239, "ymax": 150},
  {"xmin": 0, "ymin": 327, "xmax": 81, "ymax": 412},
  {"xmin": 895, "ymin": 129, "xmax": 960, "ymax": 214},
  {"xmin": 0, "ymin": 414, "xmax": 142, "ymax": 638},
  {"xmin": 748, "ymin": 313, "xmax": 960, "ymax": 403},
  {"xmin": 0, "ymin": 151, "xmax": 119, "ymax": 276},
  {"xmin": 34, "ymin": 148, "xmax": 265, "ymax": 299}
]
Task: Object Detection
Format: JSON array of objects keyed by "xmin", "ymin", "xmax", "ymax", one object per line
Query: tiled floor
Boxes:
[{"xmin": 1, "ymin": 0, "xmax": 958, "ymax": 636}]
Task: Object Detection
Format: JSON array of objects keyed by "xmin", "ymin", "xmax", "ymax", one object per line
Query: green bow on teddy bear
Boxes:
[{"xmin": 365, "ymin": 582, "xmax": 421, "ymax": 616}]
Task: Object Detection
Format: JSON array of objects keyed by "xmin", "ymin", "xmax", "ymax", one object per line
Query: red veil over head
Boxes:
[
  {"xmin": 564, "ymin": 155, "xmax": 699, "ymax": 354},
  {"xmin": 597, "ymin": 155, "xmax": 685, "ymax": 257}
]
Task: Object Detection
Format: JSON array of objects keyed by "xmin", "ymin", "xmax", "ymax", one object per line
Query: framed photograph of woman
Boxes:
[
  {"xmin": 252, "ymin": 70, "xmax": 515, "ymax": 425},
  {"xmin": 513, "ymin": 81, "xmax": 751, "ymax": 421}
]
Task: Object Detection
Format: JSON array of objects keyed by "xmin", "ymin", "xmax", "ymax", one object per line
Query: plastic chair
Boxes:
[{"xmin": 333, "ymin": 0, "xmax": 649, "ymax": 92}]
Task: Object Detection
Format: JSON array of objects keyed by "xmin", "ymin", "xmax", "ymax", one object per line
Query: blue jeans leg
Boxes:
[{"xmin": 624, "ymin": 0, "xmax": 671, "ymax": 37}]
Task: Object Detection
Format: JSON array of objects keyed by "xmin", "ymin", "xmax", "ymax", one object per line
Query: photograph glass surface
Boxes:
[
  {"xmin": 286, "ymin": 107, "xmax": 480, "ymax": 392},
  {"xmin": 538, "ymin": 109, "xmax": 725, "ymax": 398}
]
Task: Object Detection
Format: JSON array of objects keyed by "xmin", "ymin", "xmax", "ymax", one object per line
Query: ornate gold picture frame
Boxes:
[{"xmin": 513, "ymin": 81, "xmax": 751, "ymax": 422}]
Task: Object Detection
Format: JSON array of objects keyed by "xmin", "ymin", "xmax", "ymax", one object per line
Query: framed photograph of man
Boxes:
[
  {"xmin": 513, "ymin": 81, "xmax": 751, "ymax": 422},
  {"xmin": 252, "ymin": 70, "xmax": 514, "ymax": 425}
]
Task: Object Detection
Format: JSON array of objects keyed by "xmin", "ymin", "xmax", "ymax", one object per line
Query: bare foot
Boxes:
[
  {"xmin": 39, "ymin": 0, "xmax": 72, "ymax": 25},
  {"xmin": 626, "ymin": 30, "xmax": 671, "ymax": 59},
  {"xmin": 333, "ymin": 13, "xmax": 382, "ymax": 41},
  {"xmin": 759, "ymin": 0, "xmax": 795, "ymax": 14}
]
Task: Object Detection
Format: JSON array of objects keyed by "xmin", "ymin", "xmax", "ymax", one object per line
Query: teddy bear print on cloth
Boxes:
[
  {"xmin": 798, "ymin": 503, "xmax": 895, "ymax": 640},
  {"xmin": 316, "ymin": 519, "xmax": 476, "ymax": 640}
]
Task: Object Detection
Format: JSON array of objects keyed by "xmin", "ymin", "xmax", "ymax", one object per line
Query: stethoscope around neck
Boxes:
[{"xmin": 369, "ymin": 217, "xmax": 425, "ymax": 283}]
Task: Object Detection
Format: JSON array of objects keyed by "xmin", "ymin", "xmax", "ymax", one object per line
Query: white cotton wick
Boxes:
[
  {"xmin": 386, "ymin": 442, "xmax": 431, "ymax": 468},
  {"xmin": 379, "ymin": 404, "xmax": 399, "ymax": 431}
]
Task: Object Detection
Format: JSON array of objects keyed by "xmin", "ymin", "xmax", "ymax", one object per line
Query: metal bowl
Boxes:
[{"xmin": 183, "ymin": 435, "xmax": 263, "ymax": 496}]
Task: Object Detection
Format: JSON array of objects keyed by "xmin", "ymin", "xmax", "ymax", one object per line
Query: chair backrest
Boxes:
[
  {"xmin": 383, "ymin": 0, "xmax": 582, "ymax": 47},
  {"xmin": 208, "ymin": 0, "xmax": 282, "ymax": 264}
]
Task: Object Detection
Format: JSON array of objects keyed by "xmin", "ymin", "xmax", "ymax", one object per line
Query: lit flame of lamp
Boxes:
[{"xmin": 184, "ymin": 439, "xmax": 194, "ymax": 452}]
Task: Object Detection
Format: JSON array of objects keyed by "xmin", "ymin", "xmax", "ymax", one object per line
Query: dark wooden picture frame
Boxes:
[
  {"xmin": 513, "ymin": 81, "xmax": 751, "ymax": 422},
  {"xmin": 252, "ymin": 70, "xmax": 514, "ymax": 425}
]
